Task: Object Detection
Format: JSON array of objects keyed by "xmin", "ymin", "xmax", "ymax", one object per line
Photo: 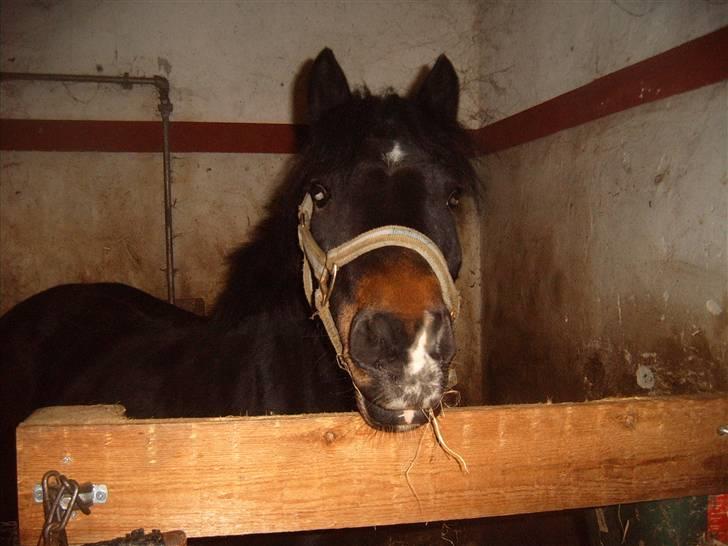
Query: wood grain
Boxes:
[{"xmin": 16, "ymin": 396, "xmax": 728, "ymax": 544}]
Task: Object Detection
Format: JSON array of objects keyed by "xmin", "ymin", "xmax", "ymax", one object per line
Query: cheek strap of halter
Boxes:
[{"xmin": 297, "ymin": 193, "xmax": 461, "ymax": 357}]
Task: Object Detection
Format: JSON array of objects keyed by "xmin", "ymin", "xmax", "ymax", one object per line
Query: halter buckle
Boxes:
[{"xmin": 318, "ymin": 263, "xmax": 339, "ymax": 307}]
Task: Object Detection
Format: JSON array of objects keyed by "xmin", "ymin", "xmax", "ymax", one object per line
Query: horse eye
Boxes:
[
  {"xmin": 311, "ymin": 184, "xmax": 330, "ymax": 207},
  {"xmin": 447, "ymin": 188, "xmax": 462, "ymax": 209}
]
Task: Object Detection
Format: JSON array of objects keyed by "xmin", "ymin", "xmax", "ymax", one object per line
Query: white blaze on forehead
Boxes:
[{"xmin": 383, "ymin": 141, "xmax": 405, "ymax": 167}]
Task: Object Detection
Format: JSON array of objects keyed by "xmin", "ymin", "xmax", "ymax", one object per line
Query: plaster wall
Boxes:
[
  {"xmin": 479, "ymin": 81, "xmax": 727, "ymax": 403},
  {"xmin": 473, "ymin": 2, "xmax": 727, "ymax": 403},
  {"xmin": 0, "ymin": 0, "xmax": 483, "ymax": 402},
  {"xmin": 1, "ymin": 1, "xmax": 726, "ymax": 407},
  {"xmin": 0, "ymin": 151, "xmax": 290, "ymax": 308},
  {"xmin": 474, "ymin": 0, "xmax": 728, "ymax": 124},
  {"xmin": 1, "ymin": 151, "xmax": 167, "ymax": 299},
  {"xmin": 0, "ymin": 0, "xmax": 481, "ymax": 124}
]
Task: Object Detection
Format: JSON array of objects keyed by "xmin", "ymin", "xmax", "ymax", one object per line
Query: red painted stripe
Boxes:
[
  {"xmin": 0, "ymin": 119, "xmax": 161, "ymax": 152},
  {"xmin": 708, "ymin": 494, "xmax": 728, "ymax": 542},
  {"xmin": 172, "ymin": 121, "xmax": 303, "ymax": 153},
  {"xmin": 1, "ymin": 27, "xmax": 726, "ymax": 155},
  {"xmin": 0, "ymin": 119, "xmax": 302, "ymax": 154},
  {"xmin": 473, "ymin": 26, "xmax": 728, "ymax": 153}
]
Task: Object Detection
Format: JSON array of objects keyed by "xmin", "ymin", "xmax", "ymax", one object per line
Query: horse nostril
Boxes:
[
  {"xmin": 426, "ymin": 309, "xmax": 456, "ymax": 365},
  {"xmin": 349, "ymin": 310, "xmax": 407, "ymax": 371}
]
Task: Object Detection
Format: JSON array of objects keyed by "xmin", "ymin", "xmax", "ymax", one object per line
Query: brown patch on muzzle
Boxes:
[
  {"xmin": 333, "ymin": 250, "xmax": 454, "ymax": 431},
  {"xmin": 334, "ymin": 250, "xmax": 446, "ymax": 354},
  {"xmin": 353, "ymin": 252, "xmax": 443, "ymax": 321}
]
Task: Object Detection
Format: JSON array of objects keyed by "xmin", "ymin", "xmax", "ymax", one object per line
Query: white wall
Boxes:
[
  {"xmin": 1, "ymin": 0, "xmax": 481, "ymax": 124},
  {"xmin": 0, "ymin": 0, "xmax": 484, "ymax": 402},
  {"xmin": 475, "ymin": 2, "xmax": 727, "ymax": 402},
  {"xmin": 1, "ymin": 151, "xmax": 167, "ymax": 298},
  {"xmin": 475, "ymin": 0, "xmax": 727, "ymax": 124},
  {"xmin": 2, "ymin": 0, "xmax": 726, "ymax": 406}
]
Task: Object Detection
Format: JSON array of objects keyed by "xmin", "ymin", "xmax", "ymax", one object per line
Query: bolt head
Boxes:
[{"xmin": 636, "ymin": 364, "xmax": 655, "ymax": 390}]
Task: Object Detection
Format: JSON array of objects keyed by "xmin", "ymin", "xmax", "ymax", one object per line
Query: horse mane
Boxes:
[
  {"xmin": 210, "ymin": 89, "xmax": 479, "ymax": 326},
  {"xmin": 209, "ymin": 158, "xmax": 310, "ymax": 327}
]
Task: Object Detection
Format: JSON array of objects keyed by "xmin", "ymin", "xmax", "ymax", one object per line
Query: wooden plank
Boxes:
[{"xmin": 16, "ymin": 396, "xmax": 728, "ymax": 545}]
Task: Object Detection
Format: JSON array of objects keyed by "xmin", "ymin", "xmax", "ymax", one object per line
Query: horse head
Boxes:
[{"xmin": 298, "ymin": 49, "xmax": 475, "ymax": 431}]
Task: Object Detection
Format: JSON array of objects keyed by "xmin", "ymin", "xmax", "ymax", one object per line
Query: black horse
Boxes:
[{"xmin": 0, "ymin": 48, "xmax": 478, "ymax": 534}]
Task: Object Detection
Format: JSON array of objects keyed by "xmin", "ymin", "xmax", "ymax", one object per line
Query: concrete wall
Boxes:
[
  {"xmin": 2, "ymin": 0, "xmax": 726, "ymax": 407},
  {"xmin": 0, "ymin": 0, "xmax": 482, "ymax": 123},
  {"xmin": 474, "ymin": 0, "xmax": 727, "ymax": 124},
  {"xmin": 1, "ymin": 151, "xmax": 167, "ymax": 299},
  {"xmin": 475, "ymin": 2, "xmax": 727, "ymax": 403},
  {"xmin": 0, "ymin": 0, "xmax": 483, "ymax": 402}
]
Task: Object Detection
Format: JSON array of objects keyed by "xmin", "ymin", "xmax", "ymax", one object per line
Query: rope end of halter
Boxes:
[{"xmin": 335, "ymin": 354, "xmax": 348, "ymax": 371}]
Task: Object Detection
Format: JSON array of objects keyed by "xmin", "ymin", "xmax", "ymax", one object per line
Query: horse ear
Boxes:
[
  {"xmin": 416, "ymin": 54, "xmax": 459, "ymax": 122},
  {"xmin": 308, "ymin": 48, "xmax": 351, "ymax": 122}
]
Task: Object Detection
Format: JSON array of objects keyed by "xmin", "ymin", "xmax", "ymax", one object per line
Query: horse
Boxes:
[{"xmin": 0, "ymin": 48, "xmax": 478, "ymax": 537}]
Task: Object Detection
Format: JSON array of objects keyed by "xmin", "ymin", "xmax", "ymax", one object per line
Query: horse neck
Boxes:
[
  {"xmin": 210, "ymin": 214, "xmax": 308, "ymax": 326},
  {"xmin": 211, "ymin": 259, "xmax": 352, "ymax": 414}
]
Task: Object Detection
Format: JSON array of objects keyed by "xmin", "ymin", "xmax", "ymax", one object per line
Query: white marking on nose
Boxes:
[
  {"xmin": 401, "ymin": 410, "xmax": 416, "ymax": 424},
  {"xmin": 406, "ymin": 326, "xmax": 432, "ymax": 375},
  {"xmin": 398, "ymin": 315, "xmax": 445, "ymax": 409},
  {"xmin": 383, "ymin": 141, "xmax": 405, "ymax": 167}
]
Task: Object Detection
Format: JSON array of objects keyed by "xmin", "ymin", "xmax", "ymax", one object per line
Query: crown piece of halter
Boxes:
[{"xmin": 297, "ymin": 193, "xmax": 461, "ymax": 357}]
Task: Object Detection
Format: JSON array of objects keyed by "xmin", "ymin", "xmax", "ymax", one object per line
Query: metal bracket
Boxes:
[{"xmin": 34, "ymin": 482, "xmax": 108, "ymax": 507}]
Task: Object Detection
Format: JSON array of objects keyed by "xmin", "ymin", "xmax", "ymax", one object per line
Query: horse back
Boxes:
[{"xmin": 0, "ymin": 282, "xmax": 204, "ymax": 419}]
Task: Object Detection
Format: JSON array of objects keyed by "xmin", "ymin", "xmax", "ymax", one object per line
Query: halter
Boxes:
[{"xmin": 297, "ymin": 193, "xmax": 460, "ymax": 357}]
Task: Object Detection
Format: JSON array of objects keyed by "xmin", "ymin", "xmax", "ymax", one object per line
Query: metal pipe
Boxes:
[
  {"xmin": 0, "ymin": 71, "xmax": 176, "ymax": 303},
  {"xmin": 0, "ymin": 71, "xmax": 167, "ymax": 90},
  {"xmin": 158, "ymin": 91, "xmax": 176, "ymax": 304}
]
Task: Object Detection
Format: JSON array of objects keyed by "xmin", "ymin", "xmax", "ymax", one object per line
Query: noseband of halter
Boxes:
[{"xmin": 297, "ymin": 193, "xmax": 461, "ymax": 357}]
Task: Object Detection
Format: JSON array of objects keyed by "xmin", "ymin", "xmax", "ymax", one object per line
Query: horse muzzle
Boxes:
[
  {"xmin": 297, "ymin": 193, "xmax": 460, "ymax": 431},
  {"xmin": 355, "ymin": 392, "xmax": 439, "ymax": 431},
  {"xmin": 345, "ymin": 307, "xmax": 455, "ymax": 431}
]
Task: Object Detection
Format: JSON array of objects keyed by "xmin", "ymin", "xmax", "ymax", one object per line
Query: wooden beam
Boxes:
[{"xmin": 16, "ymin": 396, "xmax": 728, "ymax": 544}]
